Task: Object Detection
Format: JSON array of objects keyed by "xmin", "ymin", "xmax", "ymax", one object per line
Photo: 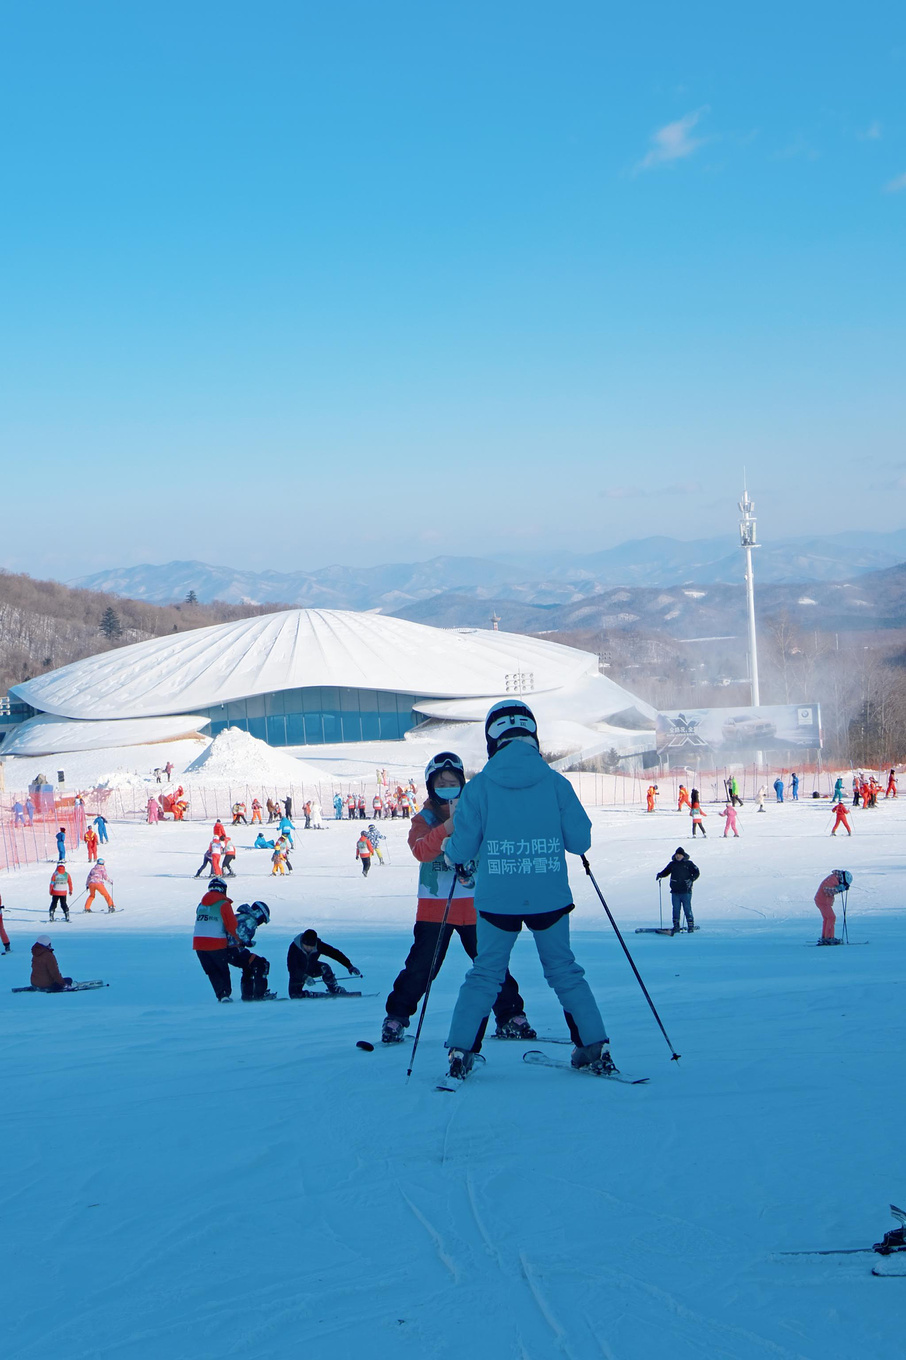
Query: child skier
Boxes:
[
  {"xmin": 833, "ymin": 776, "xmax": 844, "ymax": 803},
  {"xmin": 886, "ymin": 769, "xmax": 897, "ymax": 798},
  {"xmin": 286, "ymin": 929, "xmax": 362, "ymax": 996},
  {"xmin": 381, "ymin": 752, "xmax": 534, "ymax": 1045},
  {"xmin": 356, "ymin": 831, "xmax": 375, "ymax": 876},
  {"xmin": 333, "ymin": 793, "xmax": 344, "ymax": 819},
  {"xmin": 227, "ymin": 900, "xmax": 274, "ymax": 1000},
  {"xmin": 756, "ymin": 784, "xmax": 767, "ymax": 812},
  {"xmin": 690, "ymin": 796, "xmax": 707, "ymax": 837},
  {"xmin": 646, "ymin": 785, "xmax": 657, "ymax": 812},
  {"xmin": 366, "ymin": 823, "xmax": 386, "ymax": 864},
  {"xmin": 677, "ymin": 785, "xmax": 690, "ymax": 812},
  {"xmin": 221, "ymin": 837, "xmax": 237, "ymax": 877},
  {"xmin": 831, "ymin": 800, "xmax": 852, "ymax": 836},
  {"xmin": 84, "ymin": 826, "xmax": 99, "ymax": 860},
  {"xmin": 442, "ymin": 700, "xmax": 613, "ymax": 1083},
  {"xmin": 55, "ymin": 827, "xmax": 67, "ymax": 860},
  {"xmin": 655, "ymin": 847, "xmax": 700, "ymax": 934},
  {"xmin": 789, "ymin": 772, "xmax": 800, "ymax": 801},
  {"xmin": 48, "ymin": 864, "xmax": 73, "ymax": 921},
  {"xmin": 85, "ymin": 859, "xmax": 115, "ymax": 912},
  {"xmin": 814, "ymin": 870, "xmax": 852, "ymax": 945},
  {"xmin": 254, "ymin": 832, "xmax": 275, "ymax": 849},
  {"xmin": 31, "ymin": 936, "xmax": 72, "ymax": 991},
  {"xmin": 720, "ymin": 802, "xmax": 740, "ymax": 837}
]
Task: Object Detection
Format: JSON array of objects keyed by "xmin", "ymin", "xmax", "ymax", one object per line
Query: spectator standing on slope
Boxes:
[{"xmin": 656, "ymin": 847, "xmax": 700, "ymax": 934}]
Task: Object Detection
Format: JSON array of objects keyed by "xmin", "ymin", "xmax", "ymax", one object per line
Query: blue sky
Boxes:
[{"xmin": 1, "ymin": 2, "xmax": 904, "ymax": 579}]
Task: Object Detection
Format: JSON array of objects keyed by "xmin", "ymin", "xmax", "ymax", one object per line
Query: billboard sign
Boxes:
[{"xmin": 656, "ymin": 703, "xmax": 821, "ymax": 759}]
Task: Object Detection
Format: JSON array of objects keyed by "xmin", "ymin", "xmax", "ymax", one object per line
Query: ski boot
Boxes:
[
  {"xmin": 219, "ymin": 996, "xmax": 233, "ymax": 1003},
  {"xmin": 381, "ymin": 1016, "xmax": 407, "ymax": 1044},
  {"xmin": 494, "ymin": 1014, "xmax": 537, "ymax": 1040},
  {"xmin": 874, "ymin": 1227, "xmax": 906, "ymax": 1255},
  {"xmin": 685, "ymin": 915, "xmax": 695, "ymax": 933},
  {"xmin": 571, "ymin": 1040, "xmax": 618, "ymax": 1075},
  {"xmin": 446, "ymin": 1048, "xmax": 475, "ymax": 1081},
  {"xmin": 671, "ymin": 920, "xmax": 681, "ymax": 935},
  {"xmin": 63, "ymin": 912, "xmax": 70, "ymax": 922},
  {"xmin": 107, "ymin": 906, "xmax": 116, "ymax": 913}
]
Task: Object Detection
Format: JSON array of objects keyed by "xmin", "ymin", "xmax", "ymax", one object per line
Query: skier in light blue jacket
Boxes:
[{"xmin": 442, "ymin": 699, "xmax": 614, "ymax": 1083}]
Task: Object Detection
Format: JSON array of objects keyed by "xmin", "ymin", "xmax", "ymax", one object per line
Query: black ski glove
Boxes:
[{"xmin": 348, "ymin": 966, "xmax": 362, "ymax": 977}]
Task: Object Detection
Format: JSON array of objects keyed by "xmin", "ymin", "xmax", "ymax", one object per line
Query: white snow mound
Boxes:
[{"xmin": 183, "ymin": 726, "xmax": 327, "ymax": 786}]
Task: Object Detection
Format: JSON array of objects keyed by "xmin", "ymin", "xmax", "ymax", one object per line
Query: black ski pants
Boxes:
[
  {"xmin": 197, "ymin": 947, "xmax": 270, "ymax": 1000},
  {"xmin": 385, "ymin": 920, "xmax": 525, "ymax": 1025},
  {"xmin": 195, "ymin": 853, "xmax": 213, "ymax": 878},
  {"xmin": 222, "ymin": 854, "xmax": 236, "ymax": 876},
  {"xmin": 288, "ymin": 958, "xmax": 340, "ymax": 998},
  {"xmin": 49, "ymin": 895, "xmax": 69, "ymax": 917},
  {"xmin": 224, "ymin": 946, "xmax": 270, "ymax": 999}
]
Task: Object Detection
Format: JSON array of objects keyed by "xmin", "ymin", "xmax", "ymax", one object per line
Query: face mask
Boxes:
[{"xmin": 434, "ymin": 787, "xmax": 460, "ymax": 802}]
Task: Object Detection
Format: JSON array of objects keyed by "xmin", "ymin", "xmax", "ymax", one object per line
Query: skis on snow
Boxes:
[
  {"xmin": 522, "ymin": 1049, "xmax": 649, "ymax": 1084},
  {"xmin": 12, "ymin": 980, "xmax": 108, "ymax": 993}
]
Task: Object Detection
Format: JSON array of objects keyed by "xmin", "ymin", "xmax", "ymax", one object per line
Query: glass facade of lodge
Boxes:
[{"xmin": 198, "ymin": 687, "xmax": 432, "ymax": 746}]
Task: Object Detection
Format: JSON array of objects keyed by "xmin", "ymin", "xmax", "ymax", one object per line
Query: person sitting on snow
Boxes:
[
  {"xmin": 286, "ymin": 928, "xmax": 361, "ymax": 997},
  {"xmin": 31, "ymin": 936, "xmax": 73, "ymax": 991}
]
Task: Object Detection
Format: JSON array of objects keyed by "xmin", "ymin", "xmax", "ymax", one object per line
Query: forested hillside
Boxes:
[{"xmin": 0, "ymin": 571, "xmax": 288, "ymax": 695}]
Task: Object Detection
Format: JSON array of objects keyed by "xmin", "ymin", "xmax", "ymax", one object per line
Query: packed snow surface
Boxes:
[{"xmin": 3, "ymin": 794, "xmax": 905, "ymax": 1358}]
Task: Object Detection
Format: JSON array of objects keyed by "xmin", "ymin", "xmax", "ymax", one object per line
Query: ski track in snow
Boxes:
[{"xmin": 3, "ymin": 799, "xmax": 906, "ymax": 1357}]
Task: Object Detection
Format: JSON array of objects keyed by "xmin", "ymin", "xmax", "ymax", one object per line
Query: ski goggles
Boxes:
[{"xmin": 425, "ymin": 752, "xmax": 464, "ymax": 784}]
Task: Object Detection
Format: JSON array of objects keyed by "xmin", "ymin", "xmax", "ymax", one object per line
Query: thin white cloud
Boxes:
[
  {"xmin": 859, "ymin": 120, "xmax": 883, "ymax": 140},
  {"xmin": 884, "ymin": 171, "xmax": 906, "ymax": 193},
  {"xmin": 635, "ymin": 107, "xmax": 709, "ymax": 172}
]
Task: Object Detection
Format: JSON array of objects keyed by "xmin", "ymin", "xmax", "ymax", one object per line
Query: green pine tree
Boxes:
[{"xmin": 99, "ymin": 606, "xmax": 123, "ymax": 640}]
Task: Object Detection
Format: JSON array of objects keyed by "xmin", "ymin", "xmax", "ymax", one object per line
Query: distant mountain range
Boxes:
[{"xmin": 71, "ymin": 531, "xmax": 906, "ymax": 613}]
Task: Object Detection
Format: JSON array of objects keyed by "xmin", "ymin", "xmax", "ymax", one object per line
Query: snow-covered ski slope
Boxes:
[{"xmin": 3, "ymin": 797, "xmax": 905, "ymax": 1358}]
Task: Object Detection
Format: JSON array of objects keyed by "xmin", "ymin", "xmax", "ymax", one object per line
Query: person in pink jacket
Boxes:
[
  {"xmin": 814, "ymin": 870, "xmax": 851, "ymax": 944},
  {"xmin": 85, "ymin": 859, "xmax": 116, "ymax": 912},
  {"xmin": 147, "ymin": 796, "xmax": 160, "ymax": 824},
  {"xmin": 720, "ymin": 802, "xmax": 740, "ymax": 837}
]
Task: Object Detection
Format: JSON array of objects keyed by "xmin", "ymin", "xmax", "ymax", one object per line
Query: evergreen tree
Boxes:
[
  {"xmin": 99, "ymin": 606, "xmax": 123, "ymax": 640},
  {"xmin": 185, "ymin": 589, "xmax": 198, "ymax": 605}
]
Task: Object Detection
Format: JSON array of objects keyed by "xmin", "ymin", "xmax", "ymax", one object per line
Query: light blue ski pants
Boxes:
[{"xmin": 446, "ymin": 913, "xmax": 607, "ymax": 1053}]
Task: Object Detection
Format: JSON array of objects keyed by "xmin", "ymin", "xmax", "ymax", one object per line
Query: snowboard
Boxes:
[
  {"xmin": 522, "ymin": 1049, "xmax": 649, "ymax": 1085},
  {"xmin": 12, "ymin": 980, "xmax": 108, "ymax": 993},
  {"xmin": 635, "ymin": 927, "xmax": 699, "ymax": 935}
]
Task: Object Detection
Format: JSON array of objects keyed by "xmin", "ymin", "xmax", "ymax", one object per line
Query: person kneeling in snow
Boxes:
[
  {"xmin": 254, "ymin": 832, "xmax": 276, "ymax": 849},
  {"xmin": 31, "ymin": 936, "xmax": 73, "ymax": 991},
  {"xmin": 287, "ymin": 929, "xmax": 361, "ymax": 997}
]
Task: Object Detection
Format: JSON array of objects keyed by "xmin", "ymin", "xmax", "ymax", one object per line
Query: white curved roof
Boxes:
[
  {"xmin": 11, "ymin": 609, "xmax": 598, "ymax": 721},
  {"xmin": 0, "ymin": 713, "xmax": 210, "ymax": 756}
]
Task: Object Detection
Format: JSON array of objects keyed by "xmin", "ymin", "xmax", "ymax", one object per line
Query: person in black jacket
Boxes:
[
  {"xmin": 656, "ymin": 846, "xmax": 700, "ymax": 935},
  {"xmin": 287, "ymin": 928, "xmax": 362, "ymax": 996}
]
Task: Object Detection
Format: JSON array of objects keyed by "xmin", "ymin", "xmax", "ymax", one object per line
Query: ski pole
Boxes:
[
  {"xmin": 841, "ymin": 889, "xmax": 849, "ymax": 944},
  {"xmin": 581, "ymin": 855, "xmax": 681, "ymax": 1062},
  {"xmin": 658, "ymin": 878, "xmax": 663, "ymax": 930},
  {"xmin": 406, "ymin": 872, "xmax": 457, "ymax": 1082}
]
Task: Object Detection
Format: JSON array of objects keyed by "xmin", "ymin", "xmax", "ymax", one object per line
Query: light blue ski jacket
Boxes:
[{"xmin": 444, "ymin": 740, "xmax": 591, "ymax": 915}]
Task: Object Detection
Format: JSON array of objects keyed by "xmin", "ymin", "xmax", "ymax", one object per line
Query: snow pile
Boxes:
[
  {"xmin": 183, "ymin": 725, "xmax": 327, "ymax": 787},
  {"xmin": 91, "ymin": 770, "xmax": 149, "ymax": 791}
]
